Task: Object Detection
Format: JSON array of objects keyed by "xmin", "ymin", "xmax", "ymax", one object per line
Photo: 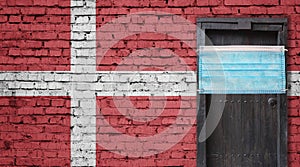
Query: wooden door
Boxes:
[{"xmin": 197, "ymin": 18, "xmax": 288, "ymax": 167}]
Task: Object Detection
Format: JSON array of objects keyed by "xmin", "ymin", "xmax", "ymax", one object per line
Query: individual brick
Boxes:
[{"xmin": 225, "ymin": 0, "xmax": 279, "ymax": 5}]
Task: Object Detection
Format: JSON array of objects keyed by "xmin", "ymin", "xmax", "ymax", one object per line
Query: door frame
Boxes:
[{"xmin": 196, "ymin": 18, "xmax": 288, "ymax": 167}]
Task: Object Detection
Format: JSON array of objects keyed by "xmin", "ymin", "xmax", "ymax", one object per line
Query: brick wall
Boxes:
[
  {"xmin": 0, "ymin": 0, "xmax": 300, "ymax": 166},
  {"xmin": 0, "ymin": 0, "xmax": 70, "ymax": 71},
  {"xmin": 0, "ymin": 97, "xmax": 70, "ymax": 166}
]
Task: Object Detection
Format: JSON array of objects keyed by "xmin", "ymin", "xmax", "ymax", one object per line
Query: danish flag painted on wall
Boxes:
[
  {"xmin": 0, "ymin": 0, "xmax": 198, "ymax": 166},
  {"xmin": 1, "ymin": 0, "xmax": 300, "ymax": 166}
]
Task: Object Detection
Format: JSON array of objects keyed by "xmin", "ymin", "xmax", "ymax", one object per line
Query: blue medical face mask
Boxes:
[{"xmin": 198, "ymin": 46, "xmax": 286, "ymax": 94}]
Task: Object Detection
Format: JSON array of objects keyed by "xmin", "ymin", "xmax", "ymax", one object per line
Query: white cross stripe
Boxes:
[
  {"xmin": 0, "ymin": 71, "xmax": 198, "ymax": 97},
  {"xmin": 286, "ymin": 71, "xmax": 300, "ymax": 96},
  {"xmin": 1, "ymin": 71, "xmax": 299, "ymax": 96},
  {"xmin": 70, "ymin": 0, "xmax": 97, "ymax": 165}
]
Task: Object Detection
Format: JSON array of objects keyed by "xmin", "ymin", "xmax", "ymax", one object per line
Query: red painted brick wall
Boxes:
[
  {"xmin": 0, "ymin": 97, "xmax": 70, "ymax": 166},
  {"xmin": 288, "ymin": 96, "xmax": 300, "ymax": 166},
  {"xmin": 0, "ymin": 0, "xmax": 70, "ymax": 71},
  {"xmin": 97, "ymin": 0, "xmax": 300, "ymax": 71},
  {"xmin": 96, "ymin": 96, "xmax": 197, "ymax": 166}
]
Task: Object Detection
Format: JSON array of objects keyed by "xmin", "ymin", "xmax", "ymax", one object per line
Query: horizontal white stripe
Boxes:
[
  {"xmin": 0, "ymin": 71, "xmax": 196, "ymax": 96},
  {"xmin": 0, "ymin": 71, "xmax": 299, "ymax": 96}
]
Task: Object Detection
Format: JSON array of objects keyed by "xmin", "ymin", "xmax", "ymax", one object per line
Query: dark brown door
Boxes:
[{"xmin": 197, "ymin": 18, "xmax": 287, "ymax": 167}]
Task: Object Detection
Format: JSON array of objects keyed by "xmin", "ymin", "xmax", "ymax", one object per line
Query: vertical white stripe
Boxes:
[{"xmin": 71, "ymin": 0, "xmax": 97, "ymax": 166}]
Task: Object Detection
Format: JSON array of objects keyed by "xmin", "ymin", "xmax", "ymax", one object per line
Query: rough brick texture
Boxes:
[
  {"xmin": 288, "ymin": 96, "xmax": 300, "ymax": 167},
  {"xmin": 96, "ymin": 96, "xmax": 197, "ymax": 166},
  {"xmin": 0, "ymin": 0, "xmax": 70, "ymax": 71},
  {"xmin": 96, "ymin": 0, "xmax": 300, "ymax": 72},
  {"xmin": 0, "ymin": 96, "xmax": 70, "ymax": 166}
]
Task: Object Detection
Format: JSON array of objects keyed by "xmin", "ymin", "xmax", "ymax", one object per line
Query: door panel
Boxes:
[
  {"xmin": 206, "ymin": 95, "xmax": 278, "ymax": 167},
  {"xmin": 205, "ymin": 30, "xmax": 278, "ymax": 45},
  {"xmin": 197, "ymin": 18, "xmax": 287, "ymax": 167}
]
